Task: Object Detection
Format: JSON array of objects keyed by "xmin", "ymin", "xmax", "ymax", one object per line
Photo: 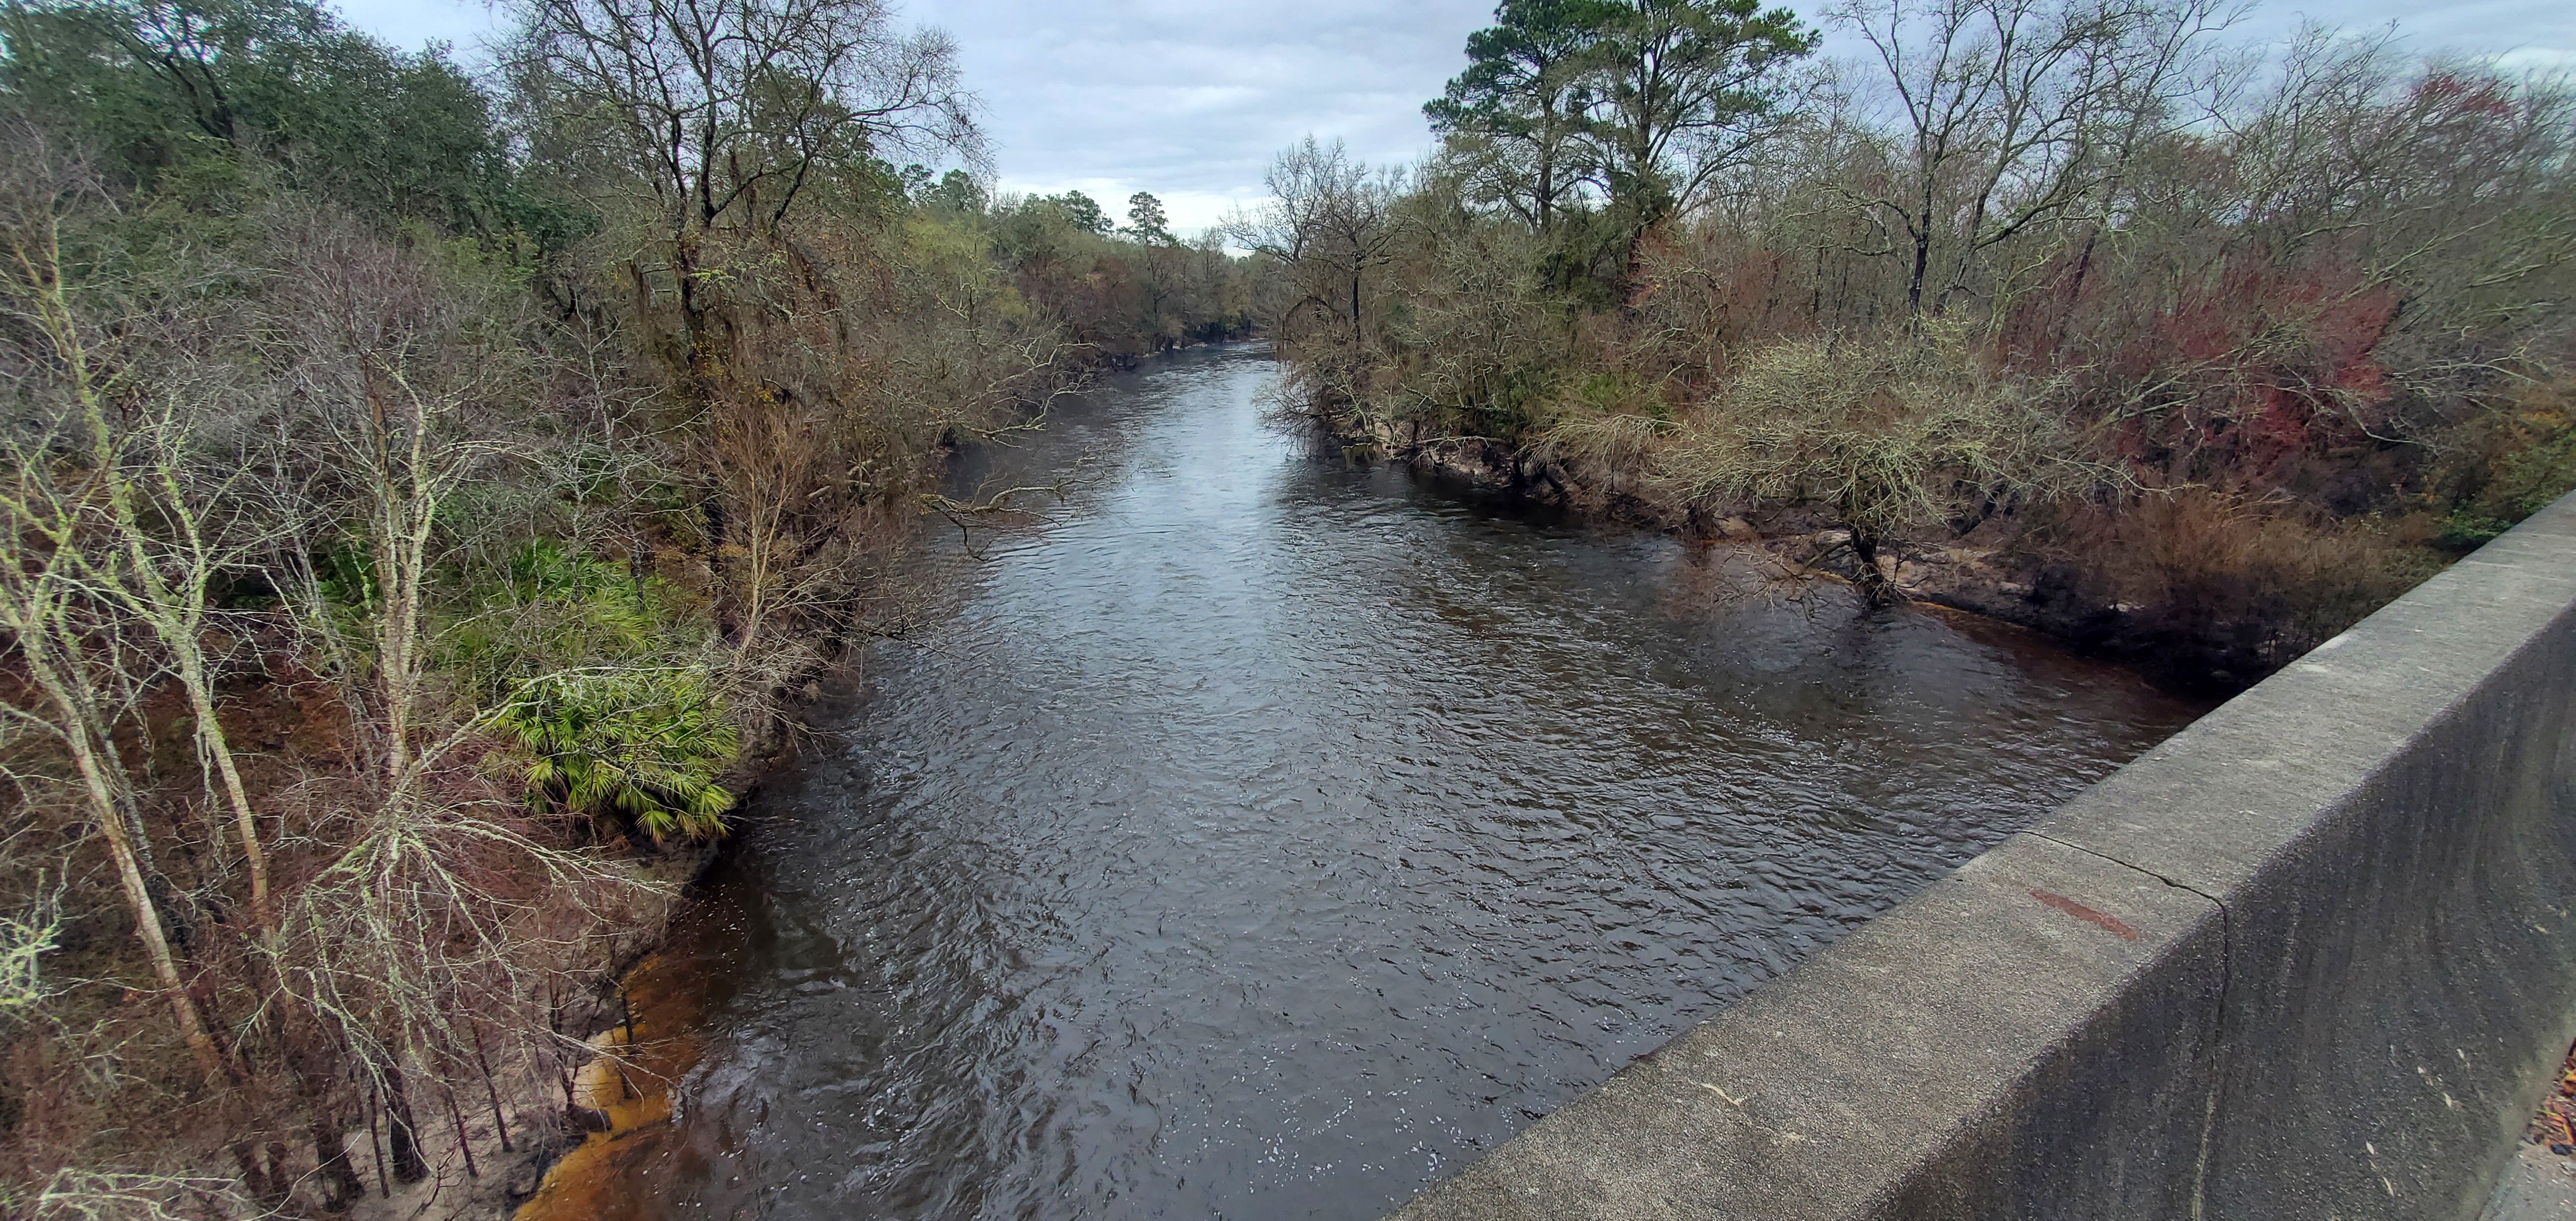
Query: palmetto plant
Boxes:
[{"xmin": 494, "ymin": 669, "xmax": 741, "ymax": 841}]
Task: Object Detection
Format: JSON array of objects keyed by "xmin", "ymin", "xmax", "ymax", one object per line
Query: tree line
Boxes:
[
  {"xmin": 1245, "ymin": 0, "xmax": 2576, "ymax": 683},
  {"xmin": 0, "ymin": 0, "xmax": 1259, "ymax": 1211}
]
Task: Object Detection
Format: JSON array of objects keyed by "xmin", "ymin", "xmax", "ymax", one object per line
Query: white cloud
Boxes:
[
  {"xmin": 2493, "ymin": 45, "xmax": 2576, "ymax": 72},
  {"xmin": 931, "ymin": 0, "xmax": 1481, "ymax": 238}
]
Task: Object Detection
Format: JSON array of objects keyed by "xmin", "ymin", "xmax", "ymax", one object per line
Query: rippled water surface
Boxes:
[{"xmin": 558, "ymin": 347, "xmax": 2205, "ymax": 1220}]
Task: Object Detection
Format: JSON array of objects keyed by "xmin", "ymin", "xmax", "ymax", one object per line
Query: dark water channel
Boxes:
[{"xmin": 552, "ymin": 346, "xmax": 2205, "ymax": 1220}]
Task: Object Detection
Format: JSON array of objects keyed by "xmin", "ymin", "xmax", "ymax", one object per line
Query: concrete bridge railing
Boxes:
[{"xmin": 1389, "ymin": 490, "xmax": 2576, "ymax": 1221}]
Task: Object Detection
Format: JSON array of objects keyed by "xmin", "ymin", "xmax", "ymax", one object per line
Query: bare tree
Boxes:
[
  {"xmin": 1831, "ymin": 0, "xmax": 2217, "ymax": 314},
  {"xmin": 509, "ymin": 0, "xmax": 979, "ymax": 370},
  {"xmin": 1225, "ymin": 138, "xmax": 1407, "ymax": 354},
  {"xmin": 0, "ymin": 536, "xmax": 233, "ymax": 1089},
  {"xmin": 248, "ymin": 212, "xmax": 524, "ymax": 810},
  {"xmin": 0, "ymin": 133, "xmax": 294, "ymax": 946},
  {"xmin": 0, "ymin": 135, "xmax": 242, "ymax": 1092}
]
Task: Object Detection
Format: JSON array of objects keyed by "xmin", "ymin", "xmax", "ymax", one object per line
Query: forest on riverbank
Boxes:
[
  {"xmin": 6, "ymin": 0, "xmax": 2575, "ymax": 1211},
  {"xmin": 0, "ymin": 0, "xmax": 1259, "ymax": 1211},
  {"xmin": 1240, "ymin": 0, "xmax": 2576, "ymax": 688}
]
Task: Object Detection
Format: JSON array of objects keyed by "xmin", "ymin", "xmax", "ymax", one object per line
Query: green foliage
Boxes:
[
  {"xmin": 2433, "ymin": 512, "xmax": 2509, "ymax": 552},
  {"xmin": 1429, "ymin": 0, "xmax": 1611, "ymax": 137},
  {"xmin": 502, "ymin": 539, "xmax": 661, "ymax": 646},
  {"xmin": 314, "ymin": 541, "xmax": 380, "ymax": 610},
  {"xmin": 921, "ymin": 167, "xmax": 986, "ymax": 214},
  {"xmin": 1583, "ymin": 0, "xmax": 1812, "ymax": 225},
  {"xmin": 445, "ymin": 542, "xmax": 737, "ymax": 841},
  {"xmin": 1425, "ymin": 0, "xmax": 1812, "ymax": 232},
  {"xmin": 1033, "ymin": 188, "xmax": 1111, "ymax": 234},
  {"xmin": 1572, "ymin": 369, "xmax": 1665, "ymax": 417},
  {"xmin": 2488, "ymin": 417, "xmax": 2576, "ymax": 521},
  {"xmin": 0, "ymin": 0, "xmax": 514, "ymax": 229},
  {"xmin": 443, "ymin": 539, "xmax": 698, "ymax": 698},
  {"xmin": 2436, "ymin": 395, "xmax": 2576, "ymax": 551},
  {"xmin": 494, "ymin": 667, "xmax": 739, "ymax": 842},
  {"xmin": 1428, "ymin": 0, "xmax": 1614, "ymax": 232},
  {"xmin": 1122, "ymin": 191, "xmax": 1171, "ymax": 244}
]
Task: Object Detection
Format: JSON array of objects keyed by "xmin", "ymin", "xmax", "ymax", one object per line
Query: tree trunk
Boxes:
[
  {"xmin": 1848, "ymin": 529, "xmax": 1902, "ymax": 606},
  {"xmin": 177, "ymin": 650, "xmax": 272, "ymax": 928},
  {"xmin": 287, "ymin": 1006, "xmax": 368, "ymax": 1209},
  {"xmin": 365, "ymin": 1080, "xmax": 390, "ymax": 1198},
  {"xmin": 312, "ymin": 1113, "xmax": 367, "ymax": 1210},
  {"xmin": 1907, "ymin": 224, "xmax": 1933, "ymax": 316},
  {"xmin": 470, "ymin": 1021, "xmax": 515, "ymax": 1153},
  {"xmin": 442, "ymin": 1083, "xmax": 480, "ymax": 1179},
  {"xmin": 19, "ymin": 628, "xmax": 234, "ymax": 1089},
  {"xmin": 383, "ymin": 1062, "xmax": 430, "ymax": 1184}
]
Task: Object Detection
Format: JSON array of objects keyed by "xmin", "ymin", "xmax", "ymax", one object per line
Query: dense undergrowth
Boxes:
[
  {"xmin": 1246, "ymin": 0, "xmax": 2576, "ymax": 689},
  {"xmin": 0, "ymin": 0, "xmax": 1263, "ymax": 1212}
]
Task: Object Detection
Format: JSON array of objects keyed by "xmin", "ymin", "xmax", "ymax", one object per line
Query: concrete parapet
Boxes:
[{"xmin": 1388, "ymin": 490, "xmax": 2576, "ymax": 1221}]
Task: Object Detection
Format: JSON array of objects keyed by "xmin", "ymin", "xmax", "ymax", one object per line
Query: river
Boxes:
[{"xmin": 523, "ymin": 345, "xmax": 2206, "ymax": 1220}]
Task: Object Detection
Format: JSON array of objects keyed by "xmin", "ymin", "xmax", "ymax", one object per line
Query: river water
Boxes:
[{"xmin": 534, "ymin": 346, "xmax": 2205, "ymax": 1220}]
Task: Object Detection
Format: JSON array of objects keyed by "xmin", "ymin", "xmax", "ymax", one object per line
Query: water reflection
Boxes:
[{"xmin": 536, "ymin": 346, "xmax": 2204, "ymax": 1221}]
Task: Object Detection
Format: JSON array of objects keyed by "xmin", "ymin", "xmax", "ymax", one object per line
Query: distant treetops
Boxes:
[{"xmin": 903, "ymin": 165, "xmax": 1182, "ymax": 246}]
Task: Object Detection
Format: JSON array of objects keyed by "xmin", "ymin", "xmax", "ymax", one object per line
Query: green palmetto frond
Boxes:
[{"xmin": 494, "ymin": 668, "xmax": 741, "ymax": 841}]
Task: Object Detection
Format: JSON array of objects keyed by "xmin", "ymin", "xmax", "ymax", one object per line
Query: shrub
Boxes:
[
  {"xmin": 493, "ymin": 668, "xmax": 740, "ymax": 842},
  {"xmin": 1655, "ymin": 325, "xmax": 2087, "ymax": 599},
  {"xmin": 442, "ymin": 538, "xmax": 693, "ymax": 693},
  {"xmin": 2471, "ymin": 394, "xmax": 2576, "ymax": 523},
  {"xmin": 2057, "ymin": 490, "xmax": 2446, "ymax": 680}
]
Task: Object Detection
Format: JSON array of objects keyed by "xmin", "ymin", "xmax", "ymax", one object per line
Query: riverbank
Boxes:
[
  {"xmin": 1385, "ymin": 490, "xmax": 2576, "ymax": 1221},
  {"xmin": 0, "ymin": 12, "xmax": 1282, "ymax": 1203},
  {"xmin": 496, "ymin": 346, "xmax": 2208, "ymax": 1221},
  {"xmin": 316, "ymin": 834, "xmax": 721, "ymax": 1221},
  {"xmin": 1361, "ymin": 424, "xmax": 2441, "ymax": 696},
  {"xmin": 372, "ymin": 346, "xmax": 1262, "ymax": 1221}
]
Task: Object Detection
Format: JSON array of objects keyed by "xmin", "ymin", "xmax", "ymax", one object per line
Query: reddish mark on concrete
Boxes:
[{"xmin": 2030, "ymin": 889, "xmax": 2141, "ymax": 941}]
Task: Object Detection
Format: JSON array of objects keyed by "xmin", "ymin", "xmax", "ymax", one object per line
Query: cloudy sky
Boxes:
[{"xmin": 342, "ymin": 0, "xmax": 2575, "ymax": 235}]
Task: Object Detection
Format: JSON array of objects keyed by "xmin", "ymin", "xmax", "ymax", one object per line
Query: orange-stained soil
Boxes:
[{"xmin": 512, "ymin": 938, "xmax": 719, "ymax": 1221}]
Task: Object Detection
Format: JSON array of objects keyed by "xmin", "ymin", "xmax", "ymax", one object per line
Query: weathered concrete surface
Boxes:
[
  {"xmin": 1388, "ymin": 490, "xmax": 2576, "ymax": 1221},
  {"xmin": 2484, "ymin": 1144, "xmax": 2576, "ymax": 1221}
]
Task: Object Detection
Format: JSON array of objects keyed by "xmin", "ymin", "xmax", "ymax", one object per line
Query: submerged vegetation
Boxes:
[
  {"xmin": 0, "ymin": 0, "xmax": 1257, "ymax": 1209},
  {"xmin": 1251, "ymin": 0, "xmax": 2576, "ymax": 684}
]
